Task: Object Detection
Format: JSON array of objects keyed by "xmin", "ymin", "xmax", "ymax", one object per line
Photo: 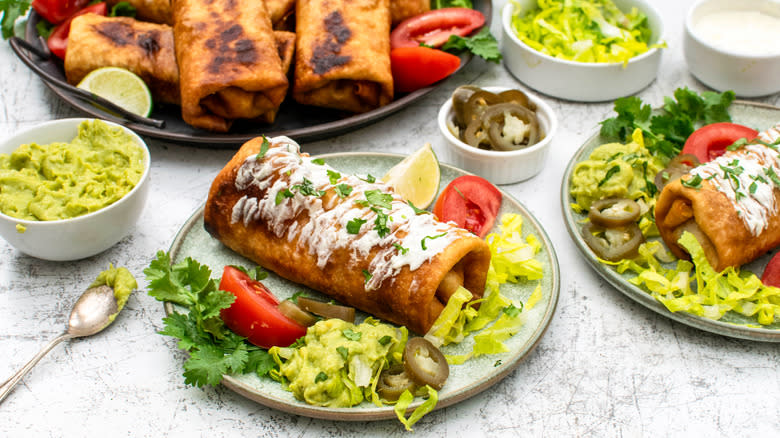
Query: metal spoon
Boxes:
[{"xmin": 0, "ymin": 284, "xmax": 120, "ymax": 403}]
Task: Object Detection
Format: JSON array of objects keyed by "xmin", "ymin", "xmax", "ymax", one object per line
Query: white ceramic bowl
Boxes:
[
  {"xmin": 683, "ymin": 0, "xmax": 780, "ymax": 98},
  {"xmin": 502, "ymin": 0, "xmax": 665, "ymax": 102},
  {"xmin": 438, "ymin": 86, "xmax": 558, "ymax": 184},
  {"xmin": 0, "ymin": 118, "xmax": 151, "ymax": 261}
]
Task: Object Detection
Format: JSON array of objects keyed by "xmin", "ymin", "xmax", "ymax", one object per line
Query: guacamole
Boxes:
[
  {"xmin": 0, "ymin": 120, "xmax": 144, "ymax": 221},
  {"xmin": 272, "ymin": 318, "xmax": 407, "ymax": 408},
  {"xmin": 570, "ymin": 130, "xmax": 665, "ymax": 210},
  {"xmin": 90, "ymin": 264, "xmax": 137, "ymax": 323}
]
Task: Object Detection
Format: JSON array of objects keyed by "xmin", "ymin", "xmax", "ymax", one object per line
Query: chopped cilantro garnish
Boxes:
[
  {"xmin": 256, "ymin": 136, "xmax": 270, "ymax": 159},
  {"xmin": 275, "ymin": 188, "xmax": 294, "ymax": 204},
  {"xmin": 362, "ymin": 269, "xmax": 372, "ymax": 283},
  {"xmin": 327, "ymin": 169, "xmax": 341, "ymax": 184},
  {"xmin": 681, "ymin": 174, "xmax": 703, "ymax": 189},
  {"xmin": 407, "ymin": 201, "xmax": 429, "ymax": 215},
  {"xmin": 292, "ymin": 178, "xmax": 326, "ymax": 197},
  {"xmin": 342, "ymin": 328, "xmax": 362, "ymax": 341},
  {"xmin": 346, "ymin": 218, "xmax": 367, "ymax": 234},
  {"xmin": 598, "ymin": 165, "xmax": 621, "ymax": 187},
  {"xmin": 393, "ymin": 243, "xmax": 409, "ymax": 254},
  {"xmin": 421, "ymin": 232, "xmax": 448, "ymax": 250},
  {"xmin": 315, "ymin": 372, "xmax": 329, "ymax": 383},
  {"xmin": 766, "ymin": 167, "xmax": 780, "ymax": 186},
  {"xmin": 373, "ymin": 209, "xmax": 391, "ymax": 237},
  {"xmin": 311, "ymin": 158, "xmax": 325, "ymax": 165},
  {"xmin": 335, "ymin": 183, "xmax": 353, "ymax": 198},
  {"xmin": 378, "ymin": 335, "xmax": 392, "ymax": 346},
  {"xmin": 336, "ymin": 346, "xmax": 349, "ymax": 361}
]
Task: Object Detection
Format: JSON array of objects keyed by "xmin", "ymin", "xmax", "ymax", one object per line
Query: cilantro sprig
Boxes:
[
  {"xmin": 145, "ymin": 251, "xmax": 275, "ymax": 387},
  {"xmin": 599, "ymin": 88, "xmax": 736, "ymax": 159}
]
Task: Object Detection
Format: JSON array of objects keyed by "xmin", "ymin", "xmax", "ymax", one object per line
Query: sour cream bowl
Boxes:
[
  {"xmin": 683, "ymin": 0, "xmax": 780, "ymax": 97},
  {"xmin": 0, "ymin": 118, "xmax": 151, "ymax": 261}
]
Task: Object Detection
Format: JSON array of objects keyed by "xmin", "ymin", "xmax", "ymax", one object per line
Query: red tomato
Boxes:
[
  {"xmin": 761, "ymin": 252, "xmax": 780, "ymax": 287},
  {"xmin": 32, "ymin": 0, "xmax": 90, "ymax": 24},
  {"xmin": 391, "ymin": 46, "xmax": 460, "ymax": 93},
  {"xmin": 47, "ymin": 2, "xmax": 107, "ymax": 60},
  {"xmin": 218, "ymin": 266, "xmax": 306, "ymax": 349},
  {"xmin": 390, "ymin": 8, "xmax": 485, "ymax": 49},
  {"xmin": 681, "ymin": 122, "xmax": 759, "ymax": 163},
  {"xmin": 433, "ymin": 175, "xmax": 502, "ymax": 238}
]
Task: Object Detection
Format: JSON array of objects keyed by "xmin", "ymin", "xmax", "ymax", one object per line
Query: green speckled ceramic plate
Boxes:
[
  {"xmin": 561, "ymin": 101, "xmax": 780, "ymax": 342},
  {"xmin": 166, "ymin": 152, "xmax": 560, "ymax": 420}
]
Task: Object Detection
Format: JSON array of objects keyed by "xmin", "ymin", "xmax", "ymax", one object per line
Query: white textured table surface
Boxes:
[{"xmin": 1, "ymin": 1, "xmax": 778, "ymax": 436}]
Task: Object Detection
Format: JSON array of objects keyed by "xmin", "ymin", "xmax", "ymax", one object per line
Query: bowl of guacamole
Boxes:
[{"xmin": 0, "ymin": 118, "xmax": 151, "ymax": 260}]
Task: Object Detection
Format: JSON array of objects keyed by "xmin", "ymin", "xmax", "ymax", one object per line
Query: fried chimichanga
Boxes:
[
  {"xmin": 173, "ymin": 0, "xmax": 289, "ymax": 132},
  {"xmin": 65, "ymin": 15, "xmax": 295, "ymax": 113},
  {"xmin": 104, "ymin": 0, "xmax": 292, "ymax": 28},
  {"xmin": 204, "ymin": 136, "xmax": 491, "ymax": 335},
  {"xmin": 65, "ymin": 14, "xmax": 180, "ymax": 105},
  {"xmin": 106, "ymin": 0, "xmax": 173, "ymax": 24},
  {"xmin": 655, "ymin": 123, "xmax": 780, "ymax": 271},
  {"xmin": 390, "ymin": 0, "xmax": 430, "ymax": 25},
  {"xmin": 293, "ymin": 0, "xmax": 393, "ymax": 113}
]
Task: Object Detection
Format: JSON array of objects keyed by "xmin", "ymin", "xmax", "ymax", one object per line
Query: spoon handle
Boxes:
[{"xmin": 0, "ymin": 332, "xmax": 74, "ymax": 403}]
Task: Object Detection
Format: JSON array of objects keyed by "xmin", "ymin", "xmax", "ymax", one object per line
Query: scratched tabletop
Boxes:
[{"xmin": 1, "ymin": 0, "xmax": 778, "ymax": 436}]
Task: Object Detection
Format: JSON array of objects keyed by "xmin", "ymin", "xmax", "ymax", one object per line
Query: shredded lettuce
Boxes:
[
  {"xmin": 426, "ymin": 213, "xmax": 545, "ymax": 362},
  {"xmin": 509, "ymin": 0, "xmax": 665, "ymax": 65},
  {"xmin": 614, "ymin": 233, "xmax": 780, "ymax": 325},
  {"xmin": 394, "ymin": 386, "xmax": 439, "ymax": 432}
]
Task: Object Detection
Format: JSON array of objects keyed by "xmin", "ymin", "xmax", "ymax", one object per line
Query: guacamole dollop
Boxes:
[
  {"xmin": 570, "ymin": 129, "xmax": 665, "ymax": 210},
  {"xmin": 0, "ymin": 120, "xmax": 144, "ymax": 221},
  {"xmin": 271, "ymin": 318, "xmax": 407, "ymax": 408},
  {"xmin": 90, "ymin": 264, "xmax": 137, "ymax": 323}
]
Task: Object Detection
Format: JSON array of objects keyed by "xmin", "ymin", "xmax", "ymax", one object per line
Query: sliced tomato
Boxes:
[
  {"xmin": 47, "ymin": 2, "xmax": 108, "ymax": 60},
  {"xmin": 390, "ymin": 8, "xmax": 485, "ymax": 49},
  {"xmin": 32, "ymin": 0, "xmax": 90, "ymax": 24},
  {"xmin": 218, "ymin": 266, "xmax": 306, "ymax": 349},
  {"xmin": 432, "ymin": 175, "xmax": 501, "ymax": 238},
  {"xmin": 761, "ymin": 252, "xmax": 780, "ymax": 288},
  {"xmin": 391, "ymin": 46, "xmax": 460, "ymax": 93},
  {"xmin": 681, "ymin": 122, "xmax": 759, "ymax": 163}
]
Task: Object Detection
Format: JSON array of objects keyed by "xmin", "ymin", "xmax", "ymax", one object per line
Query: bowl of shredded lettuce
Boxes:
[{"xmin": 502, "ymin": 0, "xmax": 666, "ymax": 102}]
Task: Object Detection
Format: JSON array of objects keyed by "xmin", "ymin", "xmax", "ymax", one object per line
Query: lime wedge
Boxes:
[
  {"xmin": 382, "ymin": 143, "xmax": 441, "ymax": 209},
  {"xmin": 77, "ymin": 67, "xmax": 153, "ymax": 117}
]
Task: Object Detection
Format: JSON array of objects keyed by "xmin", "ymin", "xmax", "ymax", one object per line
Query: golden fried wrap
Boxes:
[
  {"xmin": 65, "ymin": 14, "xmax": 180, "ymax": 105},
  {"xmin": 173, "ymin": 0, "xmax": 289, "ymax": 132},
  {"xmin": 105, "ymin": 0, "xmax": 292, "ymax": 27},
  {"xmin": 293, "ymin": 0, "xmax": 393, "ymax": 113},
  {"xmin": 106, "ymin": 0, "xmax": 172, "ymax": 24},
  {"xmin": 204, "ymin": 136, "xmax": 491, "ymax": 334},
  {"xmin": 390, "ymin": 0, "xmax": 430, "ymax": 25},
  {"xmin": 655, "ymin": 128, "xmax": 780, "ymax": 271}
]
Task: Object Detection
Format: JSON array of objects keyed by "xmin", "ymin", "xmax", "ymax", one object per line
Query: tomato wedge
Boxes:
[
  {"xmin": 761, "ymin": 252, "xmax": 780, "ymax": 288},
  {"xmin": 390, "ymin": 46, "xmax": 460, "ymax": 93},
  {"xmin": 218, "ymin": 266, "xmax": 306, "ymax": 349},
  {"xmin": 681, "ymin": 122, "xmax": 759, "ymax": 163},
  {"xmin": 432, "ymin": 175, "xmax": 501, "ymax": 238},
  {"xmin": 32, "ymin": 0, "xmax": 90, "ymax": 24},
  {"xmin": 390, "ymin": 8, "xmax": 485, "ymax": 49},
  {"xmin": 47, "ymin": 2, "xmax": 108, "ymax": 60}
]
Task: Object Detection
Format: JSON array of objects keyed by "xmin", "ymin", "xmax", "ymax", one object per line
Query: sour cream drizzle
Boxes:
[
  {"xmin": 689, "ymin": 122, "xmax": 780, "ymax": 236},
  {"xmin": 230, "ymin": 136, "xmax": 466, "ymax": 290}
]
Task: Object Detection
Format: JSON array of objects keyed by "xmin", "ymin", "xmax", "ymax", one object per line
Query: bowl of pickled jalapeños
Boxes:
[{"xmin": 438, "ymin": 85, "xmax": 558, "ymax": 184}]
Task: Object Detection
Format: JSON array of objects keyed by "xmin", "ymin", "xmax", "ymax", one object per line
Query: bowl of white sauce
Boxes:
[{"xmin": 684, "ymin": 0, "xmax": 780, "ymax": 97}]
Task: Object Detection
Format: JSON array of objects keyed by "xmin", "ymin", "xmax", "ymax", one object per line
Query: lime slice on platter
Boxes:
[
  {"xmin": 381, "ymin": 142, "xmax": 441, "ymax": 209},
  {"xmin": 77, "ymin": 67, "xmax": 153, "ymax": 117}
]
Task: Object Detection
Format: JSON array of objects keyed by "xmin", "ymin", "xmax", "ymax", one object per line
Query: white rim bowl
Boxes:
[
  {"xmin": 501, "ymin": 0, "xmax": 665, "ymax": 102},
  {"xmin": 438, "ymin": 86, "xmax": 558, "ymax": 185},
  {"xmin": 0, "ymin": 118, "xmax": 151, "ymax": 260},
  {"xmin": 683, "ymin": 0, "xmax": 780, "ymax": 97}
]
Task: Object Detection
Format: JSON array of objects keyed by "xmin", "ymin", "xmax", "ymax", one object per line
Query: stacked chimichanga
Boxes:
[
  {"xmin": 65, "ymin": 14, "xmax": 295, "ymax": 125},
  {"xmin": 203, "ymin": 136, "xmax": 491, "ymax": 334},
  {"xmin": 655, "ymin": 122, "xmax": 780, "ymax": 271},
  {"xmin": 293, "ymin": 0, "xmax": 393, "ymax": 113}
]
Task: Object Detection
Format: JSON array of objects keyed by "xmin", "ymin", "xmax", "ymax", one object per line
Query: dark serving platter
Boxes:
[{"xmin": 10, "ymin": 0, "xmax": 491, "ymax": 147}]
